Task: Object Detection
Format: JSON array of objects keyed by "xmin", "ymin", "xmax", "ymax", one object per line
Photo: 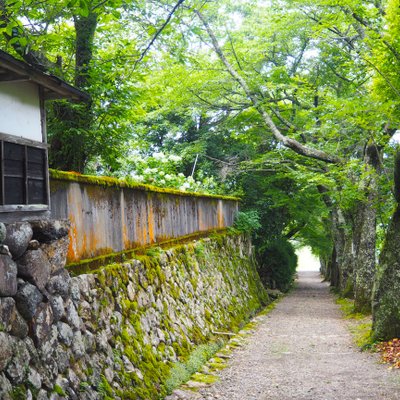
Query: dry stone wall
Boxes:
[{"xmin": 0, "ymin": 221, "xmax": 268, "ymax": 399}]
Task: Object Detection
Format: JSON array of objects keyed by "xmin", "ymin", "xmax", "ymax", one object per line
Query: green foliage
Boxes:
[
  {"xmin": 116, "ymin": 151, "xmax": 219, "ymax": 193},
  {"xmin": 5, "ymin": 0, "xmax": 400, "ymax": 325},
  {"xmin": 233, "ymin": 211, "xmax": 261, "ymax": 234},
  {"xmin": 165, "ymin": 341, "xmax": 223, "ymax": 394},
  {"xmin": 257, "ymin": 239, "xmax": 298, "ymax": 292},
  {"xmin": 144, "ymin": 246, "xmax": 163, "ymax": 258}
]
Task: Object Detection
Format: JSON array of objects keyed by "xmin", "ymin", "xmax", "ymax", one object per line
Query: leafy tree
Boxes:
[
  {"xmin": 0, "ymin": 0, "xmax": 187, "ymax": 171},
  {"xmin": 4, "ymin": 0, "xmax": 400, "ymax": 330}
]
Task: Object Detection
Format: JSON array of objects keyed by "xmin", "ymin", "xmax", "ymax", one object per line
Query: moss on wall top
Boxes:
[
  {"xmin": 66, "ymin": 229, "xmax": 232, "ymax": 275},
  {"xmin": 50, "ymin": 169, "xmax": 240, "ymax": 201}
]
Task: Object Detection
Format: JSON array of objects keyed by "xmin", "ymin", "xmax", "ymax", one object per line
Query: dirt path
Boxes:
[{"xmin": 196, "ymin": 271, "xmax": 400, "ymax": 400}]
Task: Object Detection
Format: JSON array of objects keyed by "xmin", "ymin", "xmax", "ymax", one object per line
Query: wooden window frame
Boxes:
[{"xmin": 0, "ymin": 132, "xmax": 49, "ymax": 213}]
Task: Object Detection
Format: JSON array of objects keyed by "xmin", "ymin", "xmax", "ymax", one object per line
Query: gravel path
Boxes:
[{"xmin": 197, "ymin": 271, "xmax": 400, "ymax": 400}]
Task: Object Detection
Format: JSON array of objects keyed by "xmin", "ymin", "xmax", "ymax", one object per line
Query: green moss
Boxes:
[
  {"xmin": 194, "ymin": 242, "xmax": 206, "ymax": 258},
  {"xmin": 209, "ymin": 232, "xmax": 225, "ymax": 247},
  {"xmin": 63, "ymin": 233, "xmax": 271, "ymax": 399},
  {"xmin": 53, "ymin": 384, "xmax": 66, "ymax": 397},
  {"xmin": 155, "ymin": 263, "xmax": 166, "ymax": 284},
  {"xmin": 342, "ymin": 279, "xmax": 354, "ymax": 299},
  {"xmin": 336, "ymin": 297, "xmax": 368, "ymax": 320},
  {"xmin": 50, "ymin": 169, "xmax": 240, "ymax": 201},
  {"xmin": 145, "ymin": 247, "xmax": 162, "ymax": 258},
  {"xmin": 11, "ymin": 385, "xmax": 27, "ymax": 400},
  {"xmin": 350, "ymin": 322, "xmax": 374, "ymax": 349},
  {"xmin": 121, "ymin": 328, "xmax": 132, "ymax": 344},
  {"xmin": 191, "ymin": 372, "xmax": 219, "ymax": 384},
  {"xmin": 207, "ymin": 356, "xmax": 228, "ymax": 371},
  {"xmin": 98, "ymin": 375, "xmax": 114, "ymax": 398},
  {"xmin": 335, "ymin": 297, "xmax": 374, "ymax": 349},
  {"xmin": 67, "ymin": 229, "xmax": 231, "ymax": 274},
  {"xmin": 191, "ymin": 326, "xmax": 206, "ymax": 344},
  {"xmin": 79, "ymin": 382, "xmax": 90, "ymax": 392},
  {"xmin": 124, "ymin": 345, "xmax": 140, "ymax": 365}
]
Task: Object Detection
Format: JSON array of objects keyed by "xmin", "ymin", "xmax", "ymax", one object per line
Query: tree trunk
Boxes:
[
  {"xmin": 372, "ymin": 205, "xmax": 400, "ymax": 340},
  {"xmin": 48, "ymin": 12, "xmax": 97, "ymax": 172},
  {"xmin": 329, "ymin": 208, "xmax": 345, "ymax": 288},
  {"xmin": 372, "ymin": 150, "xmax": 400, "ymax": 340},
  {"xmin": 353, "ymin": 144, "xmax": 380, "ymax": 313},
  {"xmin": 339, "ymin": 230, "xmax": 355, "ymax": 297},
  {"xmin": 74, "ymin": 12, "xmax": 98, "ymax": 90}
]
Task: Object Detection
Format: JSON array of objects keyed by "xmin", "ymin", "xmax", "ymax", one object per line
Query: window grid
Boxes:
[{"xmin": 0, "ymin": 139, "xmax": 48, "ymax": 206}]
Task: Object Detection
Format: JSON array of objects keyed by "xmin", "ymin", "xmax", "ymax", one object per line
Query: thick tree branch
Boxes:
[
  {"xmin": 194, "ymin": 9, "xmax": 342, "ymax": 165},
  {"xmin": 268, "ymin": 107, "xmax": 299, "ymax": 132}
]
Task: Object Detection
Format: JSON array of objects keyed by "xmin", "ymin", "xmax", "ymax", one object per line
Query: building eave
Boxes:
[{"xmin": 0, "ymin": 50, "xmax": 89, "ymax": 102}]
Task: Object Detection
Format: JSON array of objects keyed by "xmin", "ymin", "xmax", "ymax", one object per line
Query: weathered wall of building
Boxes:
[
  {"xmin": 50, "ymin": 171, "xmax": 239, "ymax": 263},
  {"xmin": 0, "ymin": 221, "xmax": 268, "ymax": 400},
  {"xmin": 0, "ymin": 81, "xmax": 42, "ymax": 141}
]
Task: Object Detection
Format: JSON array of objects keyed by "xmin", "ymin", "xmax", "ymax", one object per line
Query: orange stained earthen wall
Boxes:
[{"xmin": 50, "ymin": 178, "xmax": 239, "ymax": 263}]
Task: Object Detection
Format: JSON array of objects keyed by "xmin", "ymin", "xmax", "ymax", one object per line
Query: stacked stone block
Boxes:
[
  {"xmin": 0, "ymin": 220, "xmax": 76, "ymax": 400},
  {"xmin": 0, "ymin": 223, "xmax": 267, "ymax": 399}
]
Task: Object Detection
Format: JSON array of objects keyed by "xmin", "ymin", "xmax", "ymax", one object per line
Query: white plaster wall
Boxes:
[{"xmin": 0, "ymin": 81, "xmax": 42, "ymax": 142}]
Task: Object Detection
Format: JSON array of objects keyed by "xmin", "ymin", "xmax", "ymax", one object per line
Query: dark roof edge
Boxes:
[{"xmin": 0, "ymin": 50, "xmax": 89, "ymax": 102}]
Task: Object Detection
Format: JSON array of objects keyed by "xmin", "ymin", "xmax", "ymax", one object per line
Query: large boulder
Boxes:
[
  {"xmin": 0, "ymin": 373, "xmax": 12, "ymax": 400},
  {"xmin": 0, "ymin": 298, "xmax": 28, "ymax": 338},
  {"xmin": 17, "ymin": 249, "xmax": 50, "ymax": 290},
  {"xmin": 40, "ymin": 236, "xmax": 69, "ymax": 274},
  {"xmin": 46, "ymin": 269, "xmax": 71, "ymax": 298},
  {"xmin": 15, "ymin": 282, "xmax": 43, "ymax": 320},
  {"xmin": 5, "ymin": 339, "xmax": 30, "ymax": 384},
  {"xmin": 3, "ymin": 222, "xmax": 33, "ymax": 259},
  {"xmin": 0, "ymin": 332, "xmax": 13, "ymax": 371},
  {"xmin": 31, "ymin": 220, "xmax": 69, "ymax": 243},
  {"xmin": 49, "ymin": 295, "xmax": 65, "ymax": 322},
  {"xmin": 0, "ymin": 255, "xmax": 17, "ymax": 297},
  {"xmin": 31, "ymin": 303, "xmax": 54, "ymax": 346}
]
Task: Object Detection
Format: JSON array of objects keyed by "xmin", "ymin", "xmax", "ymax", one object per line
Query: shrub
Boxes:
[
  {"xmin": 233, "ymin": 210, "xmax": 261, "ymax": 234},
  {"xmin": 257, "ymin": 239, "xmax": 297, "ymax": 292},
  {"xmin": 165, "ymin": 341, "xmax": 223, "ymax": 394}
]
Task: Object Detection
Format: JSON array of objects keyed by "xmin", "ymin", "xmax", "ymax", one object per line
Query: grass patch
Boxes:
[
  {"xmin": 349, "ymin": 322, "xmax": 373, "ymax": 349},
  {"xmin": 336, "ymin": 297, "xmax": 366, "ymax": 320},
  {"xmin": 336, "ymin": 297, "xmax": 374, "ymax": 349}
]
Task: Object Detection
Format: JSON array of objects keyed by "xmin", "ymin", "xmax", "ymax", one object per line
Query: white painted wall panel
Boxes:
[{"xmin": 0, "ymin": 81, "xmax": 42, "ymax": 142}]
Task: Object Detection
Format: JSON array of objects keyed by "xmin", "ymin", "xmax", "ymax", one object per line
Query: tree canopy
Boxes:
[{"xmin": 2, "ymin": 0, "xmax": 400, "ymax": 337}]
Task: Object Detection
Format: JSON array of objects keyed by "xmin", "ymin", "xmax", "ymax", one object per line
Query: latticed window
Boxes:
[{"xmin": 0, "ymin": 138, "xmax": 48, "ymax": 208}]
